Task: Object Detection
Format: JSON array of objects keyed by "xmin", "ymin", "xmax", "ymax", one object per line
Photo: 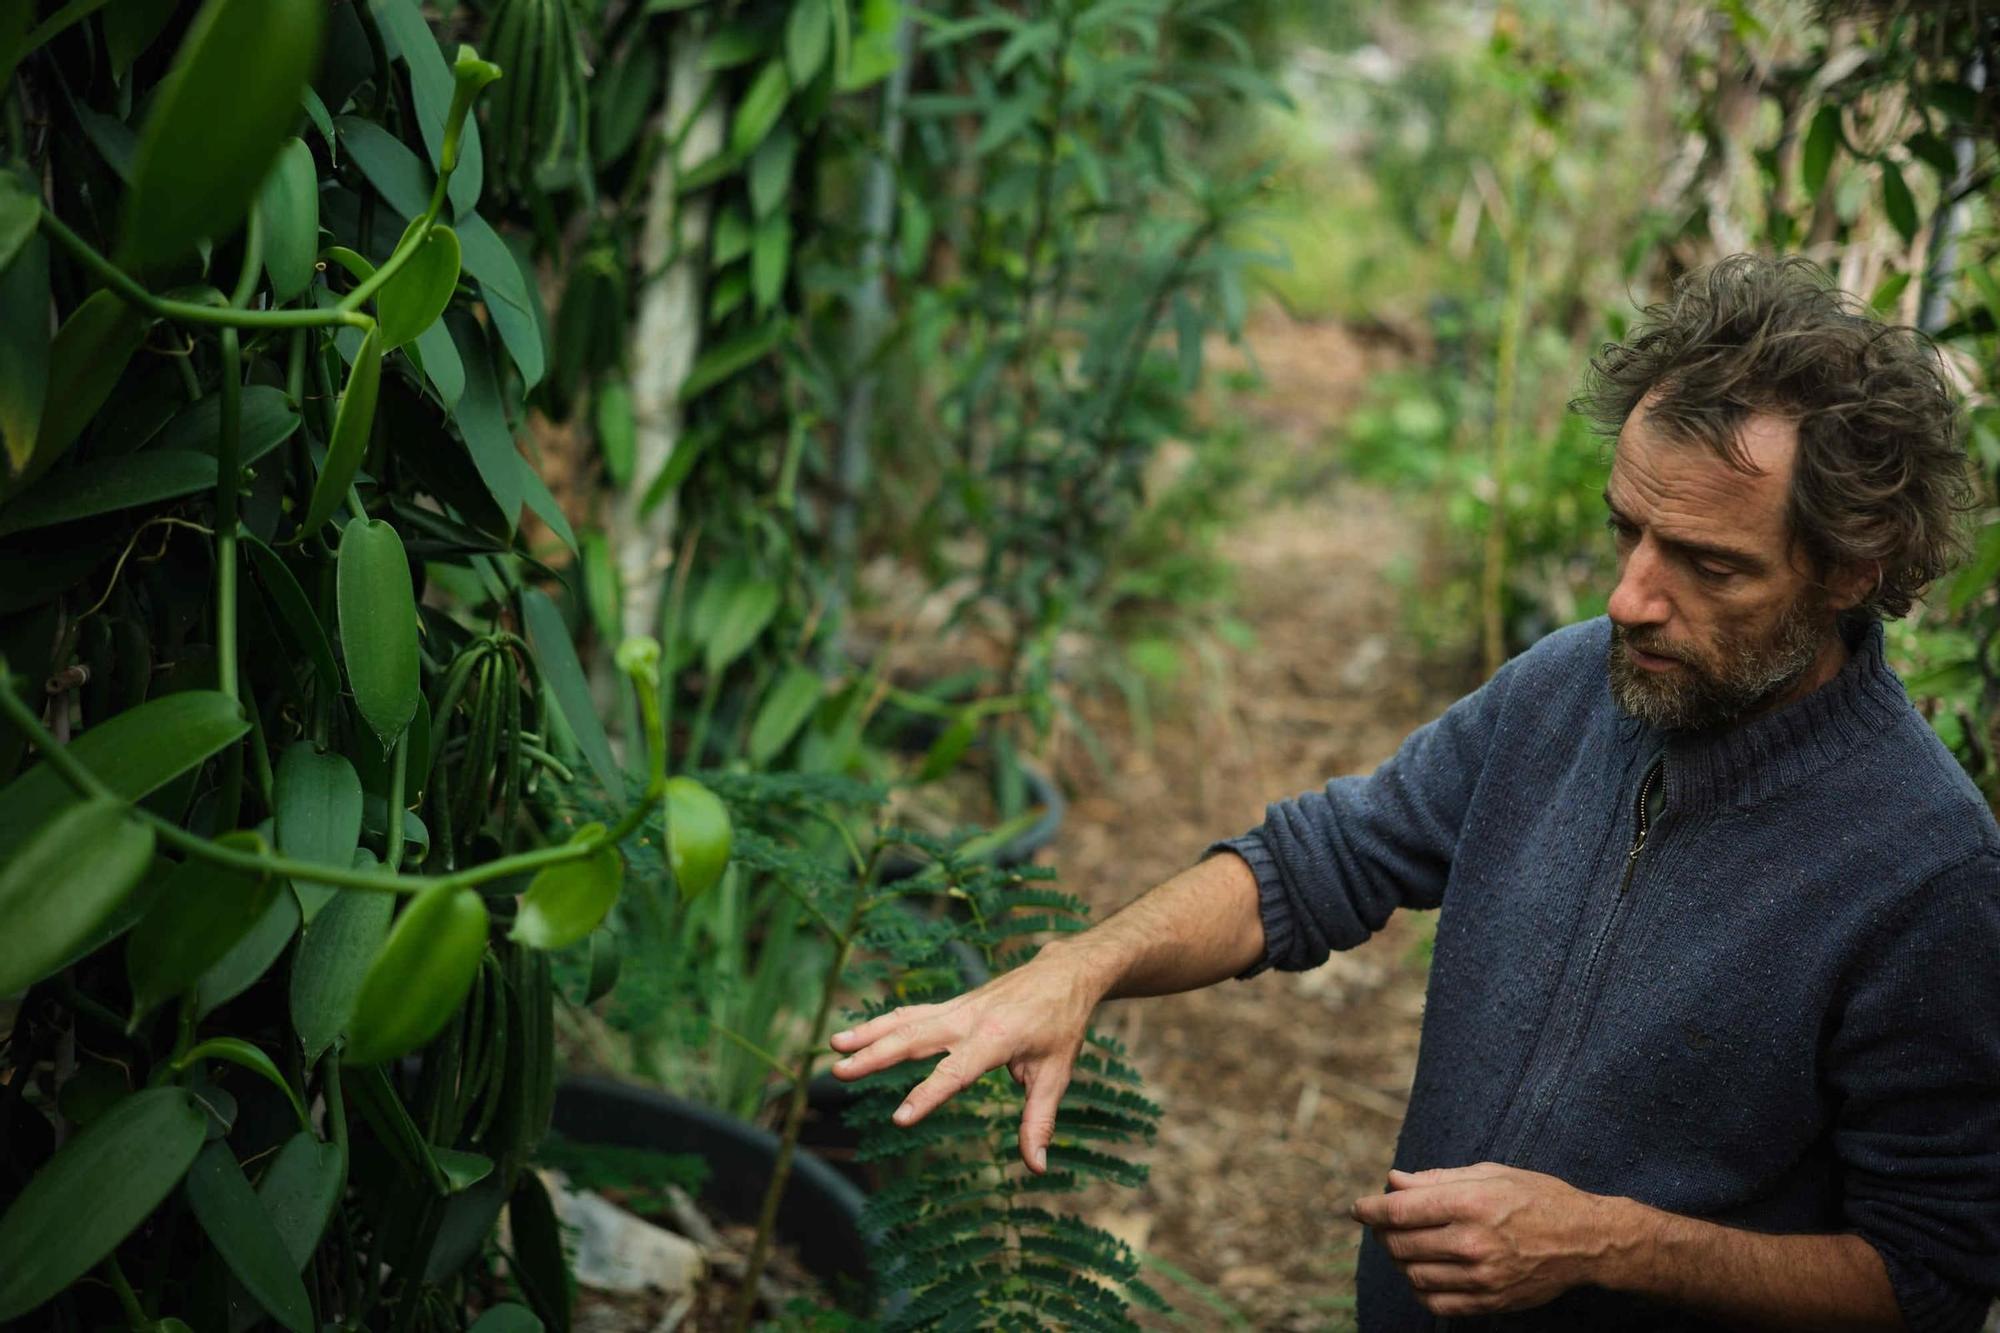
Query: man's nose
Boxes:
[{"xmin": 1607, "ymin": 540, "xmax": 1671, "ymax": 630}]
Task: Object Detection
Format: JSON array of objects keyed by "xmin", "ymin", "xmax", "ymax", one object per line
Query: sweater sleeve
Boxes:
[
  {"xmin": 1198, "ymin": 645, "xmax": 1522, "ymax": 981},
  {"xmin": 1827, "ymin": 851, "xmax": 2000, "ymax": 1333}
]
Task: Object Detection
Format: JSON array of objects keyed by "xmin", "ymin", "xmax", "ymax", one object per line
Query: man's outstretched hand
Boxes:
[{"xmin": 826, "ymin": 943, "xmax": 1109, "ymax": 1174}]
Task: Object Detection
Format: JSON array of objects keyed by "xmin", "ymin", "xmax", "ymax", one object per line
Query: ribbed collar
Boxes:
[{"xmin": 1618, "ymin": 619, "xmax": 1911, "ymax": 818}]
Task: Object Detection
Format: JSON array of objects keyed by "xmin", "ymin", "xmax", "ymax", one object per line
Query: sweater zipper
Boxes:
[
  {"xmin": 1619, "ymin": 759, "xmax": 1662, "ymax": 895},
  {"xmin": 1503, "ymin": 754, "xmax": 1665, "ymax": 1166}
]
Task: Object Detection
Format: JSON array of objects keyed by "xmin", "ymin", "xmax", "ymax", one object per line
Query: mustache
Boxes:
[{"xmin": 1613, "ymin": 626, "xmax": 1689, "ymax": 663}]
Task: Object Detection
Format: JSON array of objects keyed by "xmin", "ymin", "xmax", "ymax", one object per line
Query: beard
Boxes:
[{"xmin": 1606, "ymin": 591, "xmax": 1833, "ymax": 733}]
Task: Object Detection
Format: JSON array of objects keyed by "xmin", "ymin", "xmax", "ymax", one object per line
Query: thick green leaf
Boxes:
[
  {"xmin": 713, "ymin": 206, "xmax": 752, "ymax": 265},
  {"xmin": 698, "ymin": 20, "xmax": 768, "ymax": 69},
  {"xmin": 156, "ymin": 385, "xmax": 302, "ymax": 463},
  {"xmin": 582, "ymin": 925, "xmax": 620, "ymax": 1004},
  {"xmin": 519, "ymin": 586, "xmax": 621, "ymax": 796},
  {"xmin": 299, "ymin": 323, "xmax": 383, "ymax": 536},
  {"xmin": 916, "ymin": 709, "xmax": 978, "ymax": 783},
  {"xmin": 0, "ymin": 690, "xmax": 246, "ymax": 863},
  {"xmin": 378, "ymin": 220, "xmax": 461, "ymax": 349},
  {"xmin": 0, "ymin": 1088, "xmax": 206, "ymax": 1323},
  {"xmin": 1948, "ymin": 518, "xmax": 2000, "ymax": 613},
  {"xmin": 507, "ymin": 1170, "xmax": 571, "ymax": 1333},
  {"xmin": 196, "ymin": 884, "xmax": 300, "ymax": 1017},
  {"xmin": 730, "ymin": 59, "xmax": 792, "ymax": 159},
  {"xmin": 0, "ymin": 797, "xmax": 155, "ymax": 996},
  {"xmin": 665, "ymin": 775, "xmax": 732, "ymax": 901},
  {"xmin": 751, "ymin": 213, "xmax": 790, "ymax": 313},
  {"xmin": 184, "ymin": 1140, "xmax": 313, "ymax": 1333},
  {"xmin": 639, "ymin": 423, "xmax": 717, "ymax": 516},
  {"xmin": 433, "ymin": 1147, "xmax": 493, "ymax": 1192},
  {"xmin": 580, "ymin": 529, "xmax": 621, "ymax": 643},
  {"xmin": 0, "ymin": 228, "xmax": 48, "ymax": 475},
  {"xmin": 338, "ymin": 518, "xmax": 420, "ymax": 747},
  {"xmin": 412, "ymin": 311, "xmax": 466, "ymax": 409},
  {"xmin": 974, "ymin": 93, "xmax": 1037, "ymax": 156},
  {"xmin": 785, "ymin": 0, "xmax": 830, "ymax": 87},
  {"xmin": 334, "ymin": 115, "xmax": 430, "ymax": 216},
  {"xmin": 118, "ymin": 0, "xmax": 326, "ymax": 271},
  {"xmin": 126, "ymin": 832, "xmax": 279, "ymax": 1017},
  {"xmin": 1801, "ymin": 104, "xmax": 1838, "ymax": 198},
  {"xmin": 289, "ymin": 870, "xmax": 394, "ymax": 1062},
  {"xmin": 747, "ymin": 664, "xmax": 821, "ymax": 765},
  {"xmin": 0, "ymin": 165, "xmax": 38, "ymax": 290},
  {"xmin": 6, "ymin": 290, "xmax": 147, "ymax": 495},
  {"xmin": 274, "ymin": 742, "xmax": 364, "ymax": 923},
  {"xmin": 593, "ymin": 38, "xmax": 660, "ymax": 168},
  {"xmin": 175, "ymin": 1036, "xmax": 310, "ymax": 1131},
  {"xmin": 104, "ymin": 0, "xmax": 181, "ymax": 76},
  {"xmin": 520, "ymin": 464, "xmax": 578, "ymax": 555},
  {"xmin": 594, "ymin": 381, "xmax": 635, "ymax": 487},
  {"xmin": 256, "ymin": 1132, "xmax": 344, "ymax": 1270},
  {"xmin": 367, "ymin": 0, "xmax": 482, "ymax": 218},
  {"xmin": 445, "ymin": 310, "xmax": 526, "ymax": 530},
  {"xmin": 680, "ymin": 321, "xmax": 783, "ymax": 400},
  {"xmin": 457, "ymin": 213, "xmax": 546, "ymax": 390},
  {"xmin": 749, "ymin": 124, "xmax": 797, "ymax": 219},
  {"xmin": 0, "ymin": 450, "xmax": 216, "ymax": 537},
  {"xmin": 1880, "ymin": 162, "xmax": 1917, "ymax": 245},
  {"xmin": 470, "ymin": 1305, "xmax": 545, "ymax": 1333},
  {"xmin": 696, "ymin": 572, "xmax": 780, "ymax": 675},
  {"xmin": 259, "ymin": 138, "xmax": 321, "ymax": 303},
  {"xmin": 512, "ymin": 824, "xmax": 622, "ymax": 950},
  {"xmin": 343, "ymin": 882, "xmax": 489, "ymax": 1066},
  {"xmin": 244, "ymin": 535, "xmax": 341, "ymax": 703}
]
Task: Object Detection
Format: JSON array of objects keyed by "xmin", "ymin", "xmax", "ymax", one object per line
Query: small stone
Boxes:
[{"xmin": 546, "ymin": 1174, "xmax": 706, "ymax": 1297}]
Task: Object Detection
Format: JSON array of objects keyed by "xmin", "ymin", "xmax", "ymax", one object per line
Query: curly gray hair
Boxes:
[{"xmin": 1572, "ymin": 254, "xmax": 1971, "ymax": 621}]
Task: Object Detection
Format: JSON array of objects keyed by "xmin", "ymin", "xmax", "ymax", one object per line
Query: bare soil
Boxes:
[{"xmin": 1034, "ymin": 311, "xmax": 1473, "ymax": 1330}]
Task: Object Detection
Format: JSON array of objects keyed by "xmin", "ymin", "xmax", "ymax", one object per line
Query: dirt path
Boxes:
[{"xmin": 1043, "ymin": 311, "xmax": 1472, "ymax": 1330}]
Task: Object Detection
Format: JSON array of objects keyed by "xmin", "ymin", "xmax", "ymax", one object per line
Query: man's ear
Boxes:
[{"xmin": 1824, "ymin": 559, "xmax": 1879, "ymax": 613}]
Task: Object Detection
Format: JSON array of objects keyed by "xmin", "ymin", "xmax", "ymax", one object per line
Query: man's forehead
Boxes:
[{"xmin": 1608, "ymin": 404, "xmax": 1797, "ymax": 543}]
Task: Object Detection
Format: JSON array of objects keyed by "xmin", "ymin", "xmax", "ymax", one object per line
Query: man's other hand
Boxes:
[
  {"xmin": 1351, "ymin": 1162, "xmax": 1615, "ymax": 1318},
  {"xmin": 826, "ymin": 942, "xmax": 1107, "ymax": 1174}
]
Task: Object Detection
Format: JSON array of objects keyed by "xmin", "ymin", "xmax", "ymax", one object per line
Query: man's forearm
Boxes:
[
  {"xmin": 1594, "ymin": 1195, "xmax": 1903, "ymax": 1331},
  {"xmin": 1043, "ymin": 849, "xmax": 1266, "ymax": 1002}
]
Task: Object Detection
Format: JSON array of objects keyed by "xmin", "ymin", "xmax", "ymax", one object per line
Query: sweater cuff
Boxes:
[
  {"xmin": 1198, "ymin": 832, "xmax": 1288, "ymax": 982},
  {"xmin": 1869, "ymin": 1240, "xmax": 1993, "ymax": 1333}
]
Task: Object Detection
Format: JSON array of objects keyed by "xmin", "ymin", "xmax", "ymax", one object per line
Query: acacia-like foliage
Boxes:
[{"xmin": 841, "ymin": 836, "xmax": 1174, "ymax": 1331}]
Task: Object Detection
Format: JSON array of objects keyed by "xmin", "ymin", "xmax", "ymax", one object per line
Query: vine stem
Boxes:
[
  {"xmin": 37, "ymin": 210, "xmax": 371, "ymax": 331},
  {"xmin": 727, "ymin": 841, "xmax": 887, "ymax": 1333},
  {"xmin": 215, "ymin": 202, "xmax": 263, "ymax": 706},
  {"xmin": 0, "ymin": 663, "xmax": 665, "ymax": 897},
  {"xmin": 101, "ymin": 1255, "xmax": 147, "ymax": 1331}
]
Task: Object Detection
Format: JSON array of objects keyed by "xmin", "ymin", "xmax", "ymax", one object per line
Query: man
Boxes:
[{"xmin": 827, "ymin": 255, "xmax": 2000, "ymax": 1331}]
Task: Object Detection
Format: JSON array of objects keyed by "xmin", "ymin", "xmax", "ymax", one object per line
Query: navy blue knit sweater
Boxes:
[{"xmin": 1202, "ymin": 616, "xmax": 2000, "ymax": 1332}]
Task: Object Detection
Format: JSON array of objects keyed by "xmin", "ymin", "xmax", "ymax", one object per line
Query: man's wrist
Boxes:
[
  {"xmin": 1034, "ymin": 932, "xmax": 1123, "ymax": 1005},
  {"xmin": 1576, "ymin": 1191, "xmax": 1655, "ymax": 1293}
]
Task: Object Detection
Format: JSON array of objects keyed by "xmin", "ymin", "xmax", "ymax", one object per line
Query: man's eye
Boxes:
[
  {"xmin": 1694, "ymin": 562, "xmax": 1735, "ymax": 581},
  {"xmin": 1604, "ymin": 517, "xmax": 1635, "ymax": 541}
]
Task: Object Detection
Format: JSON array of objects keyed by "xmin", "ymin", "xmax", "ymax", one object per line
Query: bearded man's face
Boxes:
[
  {"xmin": 1602, "ymin": 401, "xmax": 1861, "ymax": 733},
  {"xmin": 1606, "ymin": 586, "xmax": 1829, "ymax": 732}
]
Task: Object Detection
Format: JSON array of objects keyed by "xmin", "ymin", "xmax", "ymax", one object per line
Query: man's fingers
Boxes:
[
  {"xmin": 1398, "ymin": 1261, "xmax": 1488, "ymax": 1296},
  {"xmin": 890, "ymin": 1049, "xmax": 994, "ymax": 1127},
  {"xmin": 1352, "ymin": 1183, "xmax": 1470, "ymax": 1230},
  {"xmin": 829, "ymin": 1004, "xmax": 942, "ymax": 1054},
  {"xmin": 1379, "ymin": 1223, "xmax": 1483, "ymax": 1264},
  {"xmin": 829, "ymin": 1023, "xmax": 953, "ymax": 1082},
  {"xmin": 1017, "ymin": 1060, "xmax": 1072, "ymax": 1174}
]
